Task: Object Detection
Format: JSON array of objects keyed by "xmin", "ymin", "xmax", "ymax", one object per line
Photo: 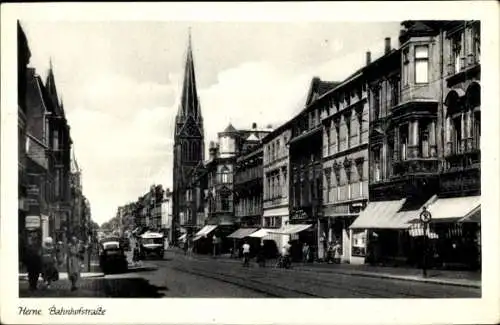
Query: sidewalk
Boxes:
[{"xmin": 168, "ymin": 247, "xmax": 481, "ymax": 288}]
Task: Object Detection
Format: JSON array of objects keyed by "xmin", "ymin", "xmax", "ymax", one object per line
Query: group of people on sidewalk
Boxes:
[
  {"xmin": 239, "ymin": 240, "xmax": 342, "ymax": 268},
  {"xmin": 23, "ymin": 234, "xmax": 87, "ymax": 292}
]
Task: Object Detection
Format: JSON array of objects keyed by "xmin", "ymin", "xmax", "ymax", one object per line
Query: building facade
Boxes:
[
  {"xmin": 321, "ymin": 63, "xmax": 370, "ymax": 264},
  {"xmin": 261, "ymin": 123, "xmax": 292, "ymax": 255},
  {"xmin": 288, "ymin": 78, "xmax": 339, "ymax": 261},
  {"xmin": 172, "ymin": 33, "xmax": 205, "ymax": 244},
  {"xmin": 234, "ymin": 144, "xmax": 263, "ymax": 228},
  {"xmin": 348, "ymin": 21, "xmax": 481, "ymax": 270}
]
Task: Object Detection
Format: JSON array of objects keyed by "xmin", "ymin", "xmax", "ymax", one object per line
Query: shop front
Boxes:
[
  {"xmin": 268, "ymin": 223, "xmax": 313, "ymax": 262},
  {"xmin": 423, "ymin": 196, "xmax": 481, "ymax": 270}
]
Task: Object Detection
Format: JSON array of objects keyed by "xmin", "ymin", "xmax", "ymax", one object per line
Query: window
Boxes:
[
  {"xmin": 327, "ymin": 127, "xmax": 332, "ymax": 156},
  {"xmin": 276, "ymin": 139, "xmax": 280, "ymax": 158},
  {"xmin": 452, "ymin": 34, "xmax": 462, "ymax": 73},
  {"xmin": 53, "ymin": 129, "xmax": 59, "ymax": 150},
  {"xmin": 421, "ymin": 126, "xmax": 430, "ymax": 158},
  {"xmin": 373, "ymin": 149, "xmax": 381, "ymax": 182},
  {"xmin": 402, "ymin": 48, "xmax": 410, "ymax": 86},
  {"xmin": 415, "ymin": 45, "xmax": 429, "ymax": 83},
  {"xmin": 473, "ymin": 112, "xmax": 480, "ymax": 150},
  {"xmin": 335, "ymin": 124, "xmax": 340, "ymax": 153},
  {"xmin": 400, "ymin": 125, "xmax": 409, "ymax": 160},
  {"xmin": 452, "ymin": 115, "xmax": 463, "ymax": 154},
  {"xmin": 221, "ymin": 167, "xmax": 230, "ymax": 183},
  {"xmin": 473, "ymin": 24, "xmax": 480, "ymax": 63},
  {"xmin": 391, "ymin": 77, "xmax": 400, "ymax": 107},
  {"xmin": 373, "ymin": 86, "xmax": 380, "ymax": 120},
  {"xmin": 357, "ymin": 113, "xmax": 363, "ymax": 145},
  {"xmin": 277, "ymin": 174, "xmax": 281, "ymax": 197},
  {"xmin": 345, "ymin": 116, "xmax": 351, "ymax": 149},
  {"xmin": 221, "ymin": 193, "xmax": 230, "ymax": 211}
]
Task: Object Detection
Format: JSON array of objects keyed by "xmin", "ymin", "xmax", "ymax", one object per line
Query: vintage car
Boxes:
[
  {"xmin": 99, "ymin": 237, "xmax": 128, "ymax": 274},
  {"xmin": 139, "ymin": 231, "xmax": 165, "ymax": 259}
]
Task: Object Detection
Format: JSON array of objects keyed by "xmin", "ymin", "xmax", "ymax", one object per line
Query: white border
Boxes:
[{"xmin": 1, "ymin": 2, "xmax": 499, "ymax": 324}]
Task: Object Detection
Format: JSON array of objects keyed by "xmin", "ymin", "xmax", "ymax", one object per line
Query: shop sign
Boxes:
[
  {"xmin": 291, "ymin": 209, "xmax": 308, "ymax": 221},
  {"xmin": 25, "ymin": 215, "xmax": 41, "ymax": 229}
]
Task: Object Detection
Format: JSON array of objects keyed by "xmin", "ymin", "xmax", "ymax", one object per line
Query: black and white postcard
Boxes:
[{"xmin": 1, "ymin": 2, "xmax": 499, "ymax": 324}]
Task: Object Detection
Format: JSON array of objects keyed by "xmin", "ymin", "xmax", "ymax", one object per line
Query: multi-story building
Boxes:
[
  {"xmin": 18, "ymin": 22, "xmax": 31, "ymax": 255},
  {"xmin": 287, "ymin": 78, "xmax": 339, "ymax": 260},
  {"xmin": 196, "ymin": 123, "xmax": 271, "ymax": 253},
  {"xmin": 161, "ymin": 188, "xmax": 173, "ymax": 240},
  {"xmin": 321, "ymin": 56, "xmax": 370, "ymax": 264},
  {"xmin": 234, "ymin": 142, "xmax": 263, "ymax": 228},
  {"xmin": 172, "ymin": 33, "xmax": 206, "ymax": 244},
  {"xmin": 349, "ymin": 21, "xmax": 480, "ymax": 270},
  {"xmin": 260, "ymin": 121, "xmax": 293, "ymax": 256}
]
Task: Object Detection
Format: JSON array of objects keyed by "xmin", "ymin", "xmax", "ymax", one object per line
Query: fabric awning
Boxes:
[
  {"xmin": 193, "ymin": 225, "xmax": 217, "ymax": 239},
  {"xmin": 268, "ymin": 224, "xmax": 312, "ymax": 235},
  {"xmin": 458, "ymin": 206, "xmax": 481, "ymax": 223},
  {"xmin": 263, "ymin": 207, "xmax": 289, "ymax": 217},
  {"xmin": 249, "ymin": 228, "xmax": 273, "ymax": 238},
  {"xmin": 178, "ymin": 234, "xmax": 187, "ymax": 241},
  {"xmin": 227, "ymin": 228, "xmax": 258, "ymax": 239},
  {"xmin": 349, "ymin": 199, "xmax": 406, "ymax": 229},
  {"xmin": 427, "ymin": 196, "xmax": 481, "ymax": 223}
]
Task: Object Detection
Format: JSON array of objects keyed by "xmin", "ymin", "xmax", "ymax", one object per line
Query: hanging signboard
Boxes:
[{"xmin": 25, "ymin": 215, "xmax": 41, "ymax": 229}]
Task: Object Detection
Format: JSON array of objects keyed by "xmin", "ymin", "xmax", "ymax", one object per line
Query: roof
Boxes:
[
  {"xmin": 305, "ymin": 77, "xmax": 341, "ymax": 106},
  {"xmin": 223, "ymin": 123, "xmax": 237, "ymax": 133},
  {"xmin": 246, "ymin": 133, "xmax": 260, "ymax": 142}
]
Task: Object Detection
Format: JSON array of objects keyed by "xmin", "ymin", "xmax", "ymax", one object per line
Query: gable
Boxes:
[{"xmin": 179, "ymin": 116, "xmax": 202, "ymax": 138}]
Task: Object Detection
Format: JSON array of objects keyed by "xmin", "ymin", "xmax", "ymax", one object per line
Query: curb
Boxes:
[
  {"xmin": 296, "ymin": 267, "xmax": 481, "ymax": 289},
  {"xmin": 19, "ymin": 273, "xmax": 105, "ymax": 281}
]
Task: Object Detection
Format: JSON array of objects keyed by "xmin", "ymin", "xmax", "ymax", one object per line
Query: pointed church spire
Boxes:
[
  {"xmin": 177, "ymin": 28, "xmax": 201, "ymax": 122},
  {"xmin": 46, "ymin": 58, "xmax": 59, "ymax": 110}
]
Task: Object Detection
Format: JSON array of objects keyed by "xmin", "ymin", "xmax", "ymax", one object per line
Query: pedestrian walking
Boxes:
[
  {"xmin": 67, "ymin": 236, "xmax": 83, "ymax": 291},
  {"xmin": 183, "ymin": 238, "xmax": 189, "ymax": 256},
  {"xmin": 132, "ymin": 242, "xmax": 140, "ymax": 265},
  {"xmin": 41, "ymin": 237, "xmax": 59, "ymax": 289},
  {"xmin": 326, "ymin": 242, "xmax": 334, "ymax": 264},
  {"xmin": 24, "ymin": 232, "xmax": 42, "ymax": 291},
  {"xmin": 333, "ymin": 240, "xmax": 342, "ymax": 264},
  {"xmin": 256, "ymin": 242, "xmax": 266, "ymax": 267},
  {"xmin": 242, "ymin": 240, "xmax": 250, "ymax": 267},
  {"xmin": 302, "ymin": 243, "xmax": 310, "ymax": 263}
]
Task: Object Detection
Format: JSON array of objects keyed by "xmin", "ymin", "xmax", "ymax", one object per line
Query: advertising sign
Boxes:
[{"xmin": 25, "ymin": 215, "xmax": 41, "ymax": 229}]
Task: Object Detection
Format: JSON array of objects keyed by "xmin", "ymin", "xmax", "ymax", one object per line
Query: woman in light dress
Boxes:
[{"xmin": 67, "ymin": 236, "xmax": 84, "ymax": 291}]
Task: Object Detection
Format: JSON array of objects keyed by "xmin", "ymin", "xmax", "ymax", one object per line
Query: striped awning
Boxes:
[
  {"xmin": 349, "ymin": 199, "xmax": 406, "ymax": 229},
  {"xmin": 427, "ymin": 196, "xmax": 481, "ymax": 223},
  {"xmin": 268, "ymin": 224, "xmax": 312, "ymax": 235},
  {"xmin": 227, "ymin": 228, "xmax": 258, "ymax": 239}
]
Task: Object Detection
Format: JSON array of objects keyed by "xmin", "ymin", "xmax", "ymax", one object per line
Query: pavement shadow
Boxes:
[{"xmin": 102, "ymin": 278, "xmax": 166, "ymax": 298}]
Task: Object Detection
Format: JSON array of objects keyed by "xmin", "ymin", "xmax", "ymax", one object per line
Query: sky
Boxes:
[{"xmin": 21, "ymin": 21, "xmax": 400, "ymax": 225}]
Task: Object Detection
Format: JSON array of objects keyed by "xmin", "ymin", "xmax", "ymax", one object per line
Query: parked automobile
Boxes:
[
  {"xmin": 99, "ymin": 237, "xmax": 128, "ymax": 274},
  {"xmin": 139, "ymin": 231, "xmax": 165, "ymax": 259}
]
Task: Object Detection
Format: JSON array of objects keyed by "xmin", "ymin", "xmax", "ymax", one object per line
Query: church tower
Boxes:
[{"xmin": 172, "ymin": 30, "xmax": 205, "ymax": 240}]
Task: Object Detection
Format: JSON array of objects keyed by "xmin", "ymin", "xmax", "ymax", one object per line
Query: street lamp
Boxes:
[{"xmin": 419, "ymin": 206, "xmax": 432, "ymax": 278}]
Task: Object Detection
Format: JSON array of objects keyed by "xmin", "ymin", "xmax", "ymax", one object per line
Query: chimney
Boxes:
[
  {"xmin": 384, "ymin": 37, "xmax": 391, "ymax": 54},
  {"xmin": 366, "ymin": 51, "xmax": 371, "ymax": 65},
  {"xmin": 252, "ymin": 122, "xmax": 257, "ymax": 130}
]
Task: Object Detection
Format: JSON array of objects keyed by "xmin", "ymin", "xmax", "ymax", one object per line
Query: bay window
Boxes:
[{"xmin": 400, "ymin": 125, "xmax": 409, "ymax": 160}]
